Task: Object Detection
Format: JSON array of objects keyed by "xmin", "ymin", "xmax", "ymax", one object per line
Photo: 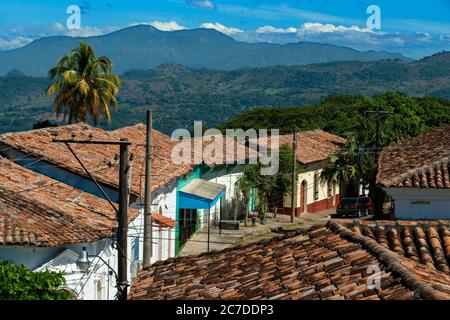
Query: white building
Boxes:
[
  {"xmin": 246, "ymin": 130, "xmax": 346, "ymax": 216},
  {"xmin": 0, "ymin": 124, "xmax": 185, "ymax": 299},
  {"xmin": 377, "ymin": 124, "xmax": 450, "ymax": 220},
  {"xmin": 0, "ymin": 123, "xmax": 252, "ymax": 298}
]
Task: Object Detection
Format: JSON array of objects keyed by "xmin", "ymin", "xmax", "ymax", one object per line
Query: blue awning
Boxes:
[{"xmin": 178, "ymin": 179, "xmax": 225, "ymax": 209}]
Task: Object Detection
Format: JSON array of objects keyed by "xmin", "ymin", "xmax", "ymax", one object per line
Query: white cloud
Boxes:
[
  {"xmin": 51, "ymin": 22, "xmax": 65, "ymax": 32},
  {"xmin": 127, "ymin": 21, "xmax": 186, "ymax": 31},
  {"xmin": 0, "ymin": 36, "xmax": 34, "ymax": 50},
  {"xmin": 148, "ymin": 21, "xmax": 187, "ymax": 31},
  {"xmin": 298, "ymin": 22, "xmax": 372, "ymax": 35},
  {"xmin": 441, "ymin": 35, "xmax": 450, "ymax": 42},
  {"xmin": 65, "ymin": 26, "xmax": 116, "ymax": 37},
  {"xmin": 187, "ymin": 0, "xmax": 216, "ymax": 9},
  {"xmin": 256, "ymin": 25, "xmax": 297, "ymax": 34},
  {"xmin": 200, "ymin": 22, "xmax": 243, "ymax": 35}
]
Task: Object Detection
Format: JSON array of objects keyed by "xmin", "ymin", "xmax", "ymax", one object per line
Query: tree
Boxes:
[
  {"xmin": 0, "ymin": 260, "xmax": 71, "ymax": 300},
  {"xmin": 47, "ymin": 41, "xmax": 121, "ymax": 125},
  {"xmin": 234, "ymin": 144, "xmax": 299, "ymax": 224},
  {"xmin": 320, "ymin": 134, "xmax": 373, "ymax": 198}
]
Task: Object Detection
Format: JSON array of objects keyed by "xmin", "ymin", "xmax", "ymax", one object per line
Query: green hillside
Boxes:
[
  {"xmin": 0, "ymin": 52, "xmax": 449, "ymax": 134},
  {"xmin": 219, "ymin": 93, "xmax": 450, "ymax": 141}
]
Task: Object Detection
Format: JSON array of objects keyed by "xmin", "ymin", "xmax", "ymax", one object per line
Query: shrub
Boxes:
[{"xmin": 0, "ymin": 260, "xmax": 71, "ymax": 300}]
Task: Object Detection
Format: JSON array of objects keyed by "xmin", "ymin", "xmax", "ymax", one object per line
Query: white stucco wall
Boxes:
[
  {"xmin": 386, "ymin": 188, "xmax": 450, "ymax": 220},
  {"xmin": 129, "ymin": 180, "xmax": 178, "ymax": 266},
  {"xmin": 203, "ymin": 166, "xmax": 243, "ymax": 223},
  {"xmin": 284, "ymin": 164, "xmax": 339, "ymax": 210}
]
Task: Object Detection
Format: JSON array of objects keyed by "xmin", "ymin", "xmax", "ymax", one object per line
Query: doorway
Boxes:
[
  {"xmin": 300, "ymin": 180, "xmax": 307, "ymax": 214},
  {"xmin": 179, "ymin": 208, "xmax": 198, "ymax": 247}
]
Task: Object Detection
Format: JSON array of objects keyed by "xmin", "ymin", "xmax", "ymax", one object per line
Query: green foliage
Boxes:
[
  {"xmin": 0, "ymin": 260, "xmax": 71, "ymax": 300},
  {"xmin": 1, "ymin": 52, "xmax": 450, "ymax": 134},
  {"xmin": 221, "ymin": 93, "xmax": 450, "ymax": 142},
  {"xmin": 235, "ymin": 144, "xmax": 300, "ymax": 220},
  {"xmin": 47, "ymin": 41, "xmax": 121, "ymax": 124}
]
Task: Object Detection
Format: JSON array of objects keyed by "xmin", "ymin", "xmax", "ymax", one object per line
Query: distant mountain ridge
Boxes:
[
  {"xmin": 0, "ymin": 25, "xmax": 410, "ymax": 76},
  {"xmin": 0, "ymin": 51, "xmax": 448, "ymax": 135}
]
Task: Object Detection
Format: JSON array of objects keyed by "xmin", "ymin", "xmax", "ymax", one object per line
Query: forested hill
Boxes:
[
  {"xmin": 218, "ymin": 93, "xmax": 450, "ymax": 141},
  {"xmin": 0, "ymin": 51, "xmax": 449, "ymax": 134}
]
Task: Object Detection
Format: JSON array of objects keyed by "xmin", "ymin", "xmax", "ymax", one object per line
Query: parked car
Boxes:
[{"xmin": 335, "ymin": 197, "xmax": 373, "ymax": 217}]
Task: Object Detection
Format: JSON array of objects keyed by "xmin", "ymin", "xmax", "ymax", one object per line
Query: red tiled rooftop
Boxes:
[
  {"xmin": 377, "ymin": 124, "xmax": 450, "ymax": 189},
  {"xmin": 152, "ymin": 213, "xmax": 176, "ymax": 229},
  {"xmin": 247, "ymin": 130, "xmax": 346, "ymax": 165},
  {"xmin": 0, "ymin": 123, "xmax": 192, "ymax": 197},
  {"xmin": 128, "ymin": 221, "xmax": 450, "ymax": 300},
  {"xmin": 0, "ymin": 158, "xmax": 140, "ymax": 246},
  {"xmin": 342, "ymin": 220, "xmax": 450, "ymax": 274}
]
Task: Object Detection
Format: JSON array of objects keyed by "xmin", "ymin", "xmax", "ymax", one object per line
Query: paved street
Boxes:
[{"xmin": 179, "ymin": 210, "xmax": 332, "ymax": 256}]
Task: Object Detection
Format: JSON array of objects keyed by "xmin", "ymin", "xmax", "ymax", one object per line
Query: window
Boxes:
[
  {"xmin": 95, "ymin": 279, "xmax": 103, "ymax": 300},
  {"xmin": 313, "ymin": 173, "xmax": 319, "ymax": 201},
  {"xmin": 132, "ymin": 237, "xmax": 139, "ymax": 261}
]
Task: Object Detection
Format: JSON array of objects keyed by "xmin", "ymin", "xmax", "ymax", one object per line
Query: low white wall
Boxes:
[{"xmin": 387, "ymin": 188, "xmax": 450, "ymax": 220}]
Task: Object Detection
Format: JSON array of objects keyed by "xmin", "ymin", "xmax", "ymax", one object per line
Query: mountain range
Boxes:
[
  {"xmin": 0, "ymin": 25, "xmax": 410, "ymax": 77},
  {"xmin": 0, "ymin": 51, "xmax": 449, "ymax": 134}
]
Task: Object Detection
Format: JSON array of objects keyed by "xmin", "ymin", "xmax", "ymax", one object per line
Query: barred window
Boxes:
[{"xmin": 313, "ymin": 173, "xmax": 319, "ymax": 201}]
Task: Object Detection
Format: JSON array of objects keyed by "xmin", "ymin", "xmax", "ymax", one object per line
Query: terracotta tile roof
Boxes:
[
  {"xmin": 341, "ymin": 220, "xmax": 450, "ymax": 275},
  {"xmin": 176, "ymin": 136, "xmax": 254, "ymax": 167},
  {"xmin": 247, "ymin": 130, "xmax": 346, "ymax": 165},
  {"xmin": 0, "ymin": 123, "xmax": 192, "ymax": 197},
  {"xmin": 377, "ymin": 124, "xmax": 450, "ymax": 188},
  {"xmin": 0, "ymin": 158, "xmax": 139, "ymax": 246},
  {"xmin": 152, "ymin": 213, "xmax": 176, "ymax": 229},
  {"xmin": 128, "ymin": 221, "xmax": 450, "ymax": 300}
]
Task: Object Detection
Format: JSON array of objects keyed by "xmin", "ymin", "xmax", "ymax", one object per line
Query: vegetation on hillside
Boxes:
[
  {"xmin": 0, "ymin": 52, "xmax": 449, "ymax": 134},
  {"xmin": 220, "ymin": 93, "xmax": 450, "ymax": 138}
]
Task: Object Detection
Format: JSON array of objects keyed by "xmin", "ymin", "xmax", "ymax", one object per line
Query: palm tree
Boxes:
[
  {"xmin": 46, "ymin": 41, "xmax": 121, "ymax": 124},
  {"xmin": 320, "ymin": 135, "xmax": 374, "ymax": 198}
]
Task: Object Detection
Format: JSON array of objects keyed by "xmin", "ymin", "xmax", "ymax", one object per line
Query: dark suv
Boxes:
[{"xmin": 336, "ymin": 197, "xmax": 373, "ymax": 218}]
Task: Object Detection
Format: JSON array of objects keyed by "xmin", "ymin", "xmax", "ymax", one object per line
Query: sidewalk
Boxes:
[{"xmin": 178, "ymin": 210, "xmax": 331, "ymax": 256}]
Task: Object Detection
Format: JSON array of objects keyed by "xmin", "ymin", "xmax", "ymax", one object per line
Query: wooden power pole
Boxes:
[
  {"xmin": 364, "ymin": 110, "xmax": 393, "ymax": 216},
  {"xmin": 117, "ymin": 138, "xmax": 129, "ymax": 300},
  {"xmin": 143, "ymin": 110, "xmax": 153, "ymax": 267},
  {"xmin": 291, "ymin": 128, "xmax": 297, "ymax": 223},
  {"xmin": 52, "ymin": 137, "xmax": 131, "ymax": 300}
]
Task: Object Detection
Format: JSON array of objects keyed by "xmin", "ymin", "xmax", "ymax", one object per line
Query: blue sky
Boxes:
[{"xmin": 1, "ymin": 0, "xmax": 449, "ymax": 58}]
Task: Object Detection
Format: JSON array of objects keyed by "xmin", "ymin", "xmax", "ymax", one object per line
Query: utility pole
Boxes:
[
  {"xmin": 364, "ymin": 110, "xmax": 393, "ymax": 217},
  {"xmin": 117, "ymin": 138, "xmax": 129, "ymax": 300},
  {"xmin": 291, "ymin": 128, "xmax": 297, "ymax": 223},
  {"xmin": 52, "ymin": 137, "xmax": 131, "ymax": 300},
  {"xmin": 207, "ymin": 208, "xmax": 211, "ymax": 252},
  {"xmin": 143, "ymin": 110, "xmax": 153, "ymax": 268}
]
